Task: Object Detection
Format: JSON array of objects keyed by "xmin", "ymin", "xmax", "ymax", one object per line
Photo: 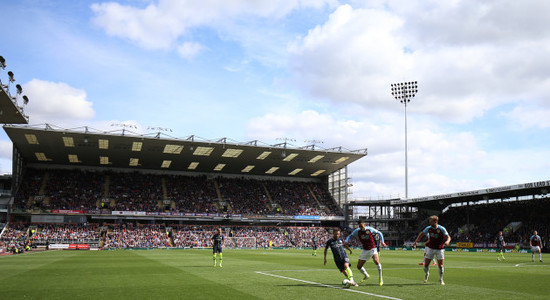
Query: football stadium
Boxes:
[{"xmin": 1, "ymin": 56, "xmax": 550, "ymax": 300}]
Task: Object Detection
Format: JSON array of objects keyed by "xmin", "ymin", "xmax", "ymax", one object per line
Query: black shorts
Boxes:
[
  {"xmin": 213, "ymin": 245, "xmax": 223, "ymax": 253},
  {"xmin": 497, "ymin": 246, "xmax": 504, "ymax": 252},
  {"xmin": 334, "ymin": 256, "xmax": 350, "ymax": 272}
]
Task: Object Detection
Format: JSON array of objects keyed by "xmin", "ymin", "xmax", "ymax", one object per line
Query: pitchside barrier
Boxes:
[
  {"xmin": 83, "ymin": 246, "xmax": 533, "ymax": 252},
  {"xmin": 380, "ymin": 247, "xmax": 532, "ymax": 253},
  {"xmin": 48, "ymin": 244, "xmax": 100, "ymax": 250}
]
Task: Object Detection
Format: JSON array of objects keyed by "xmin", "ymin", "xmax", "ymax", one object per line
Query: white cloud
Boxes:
[
  {"xmin": 246, "ymin": 109, "xmax": 550, "ymax": 198},
  {"xmin": 503, "ymin": 104, "xmax": 550, "ymax": 129},
  {"xmin": 0, "ymin": 140, "xmax": 12, "ymax": 160},
  {"xmin": 91, "ymin": 0, "xmax": 337, "ymax": 51},
  {"xmin": 287, "ymin": 2, "xmax": 550, "ymax": 124},
  {"xmin": 177, "ymin": 42, "xmax": 205, "ymax": 59},
  {"xmin": 0, "ymin": 141, "xmax": 12, "ymax": 175},
  {"xmin": 248, "ymin": 110, "xmax": 363, "ymax": 149},
  {"xmin": 22, "ymin": 79, "xmax": 95, "ymax": 126}
]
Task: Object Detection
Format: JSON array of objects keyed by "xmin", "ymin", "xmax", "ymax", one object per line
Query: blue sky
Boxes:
[{"xmin": 1, "ymin": 0, "xmax": 550, "ymax": 199}]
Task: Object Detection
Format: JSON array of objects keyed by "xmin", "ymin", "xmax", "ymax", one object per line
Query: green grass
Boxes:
[{"xmin": 1, "ymin": 249, "xmax": 549, "ymax": 299}]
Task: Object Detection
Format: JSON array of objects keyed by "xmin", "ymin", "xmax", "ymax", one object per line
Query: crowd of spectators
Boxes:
[
  {"xmin": 13, "ymin": 168, "xmax": 342, "ymax": 216},
  {"xmin": 171, "ymin": 225, "xmax": 331, "ymax": 249},
  {"xmin": 0, "ymin": 223, "xmax": 338, "ymax": 251},
  {"xmin": 286, "ymin": 226, "xmax": 329, "ymax": 248},
  {"xmin": 0, "ymin": 223, "xmax": 30, "ymax": 254},
  {"xmin": 30, "ymin": 223, "xmax": 100, "ymax": 243},
  {"xmin": 109, "ymin": 172, "xmax": 162, "ymax": 212},
  {"xmin": 13, "ymin": 169, "xmax": 43, "ymax": 208},
  {"xmin": 164, "ymin": 175, "xmax": 219, "ymax": 213},
  {"xmin": 104, "ymin": 224, "xmax": 170, "ymax": 248},
  {"xmin": 218, "ymin": 177, "xmax": 271, "ymax": 215},
  {"xmin": 309, "ymin": 183, "xmax": 342, "ymax": 216},
  {"xmin": 264, "ymin": 181, "xmax": 323, "ymax": 215},
  {"xmin": 44, "ymin": 169, "xmax": 104, "ymax": 211},
  {"xmin": 0, "ymin": 223, "xmax": 28, "ymax": 242}
]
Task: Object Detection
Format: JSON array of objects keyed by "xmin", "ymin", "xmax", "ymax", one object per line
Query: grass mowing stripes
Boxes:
[{"xmin": 1, "ymin": 249, "xmax": 548, "ymax": 299}]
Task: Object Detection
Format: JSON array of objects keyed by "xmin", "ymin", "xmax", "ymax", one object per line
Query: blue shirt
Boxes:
[{"xmin": 325, "ymin": 237, "xmax": 348, "ymax": 261}]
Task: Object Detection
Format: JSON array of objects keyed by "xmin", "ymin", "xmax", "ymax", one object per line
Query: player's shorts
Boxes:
[
  {"xmin": 424, "ymin": 247, "xmax": 445, "ymax": 260},
  {"xmin": 334, "ymin": 256, "xmax": 350, "ymax": 272},
  {"xmin": 531, "ymin": 246, "xmax": 541, "ymax": 253},
  {"xmin": 358, "ymin": 248, "xmax": 378, "ymax": 261},
  {"xmin": 213, "ymin": 245, "xmax": 223, "ymax": 253}
]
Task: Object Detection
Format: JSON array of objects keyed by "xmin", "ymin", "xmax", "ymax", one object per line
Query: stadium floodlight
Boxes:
[
  {"xmin": 0, "ymin": 56, "xmax": 5, "ymax": 69},
  {"xmin": 391, "ymin": 81, "xmax": 418, "ymax": 199},
  {"xmin": 8, "ymin": 71, "xmax": 15, "ymax": 82},
  {"xmin": 23, "ymin": 95, "xmax": 29, "ymax": 105},
  {"xmin": 16, "ymin": 84, "xmax": 22, "ymax": 94}
]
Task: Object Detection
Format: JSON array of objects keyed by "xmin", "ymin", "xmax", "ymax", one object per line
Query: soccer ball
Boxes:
[{"xmin": 342, "ymin": 279, "xmax": 351, "ymax": 288}]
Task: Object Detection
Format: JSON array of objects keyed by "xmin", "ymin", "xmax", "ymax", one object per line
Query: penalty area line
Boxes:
[{"xmin": 255, "ymin": 271, "xmax": 402, "ymax": 300}]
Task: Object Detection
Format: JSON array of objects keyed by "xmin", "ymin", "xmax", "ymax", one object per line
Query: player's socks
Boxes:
[
  {"xmin": 219, "ymin": 253, "xmax": 223, "ymax": 267},
  {"xmin": 377, "ymin": 264, "xmax": 383, "ymax": 286},
  {"xmin": 213, "ymin": 254, "xmax": 217, "ymax": 266},
  {"xmin": 423, "ymin": 265, "xmax": 430, "ymax": 283},
  {"xmin": 345, "ymin": 267, "xmax": 353, "ymax": 280},
  {"xmin": 438, "ymin": 267, "xmax": 444, "ymax": 283},
  {"xmin": 360, "ymin": 267, "xmax": 370, "ymax": 282}
]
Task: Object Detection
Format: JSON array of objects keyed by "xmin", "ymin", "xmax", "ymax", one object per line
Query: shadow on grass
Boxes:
[{"xmin": 276, "ymin": 282, "xmax": 426, "ymax": 288}]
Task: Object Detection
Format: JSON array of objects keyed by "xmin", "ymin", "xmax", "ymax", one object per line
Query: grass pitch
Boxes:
[{"xmin": 1, "ymin": 249, "xmax": 548, "ymax": 299}]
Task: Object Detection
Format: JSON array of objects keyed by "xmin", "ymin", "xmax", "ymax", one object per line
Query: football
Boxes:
[{"xmin": 342, "ymin": 279, "xmax": 351, "ymax": 288}]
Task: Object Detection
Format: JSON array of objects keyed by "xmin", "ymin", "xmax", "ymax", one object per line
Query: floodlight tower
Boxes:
[{"xmin": 390, "ymin": 81, "xmax": 418, "ymax": 199}]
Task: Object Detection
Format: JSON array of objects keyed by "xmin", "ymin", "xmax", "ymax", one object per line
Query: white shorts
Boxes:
[
  {"xmin": 532, "ymin": 246, "xmax": 541, "ymax": 253},
  {"xmin": 358, "ymin": 248, "xmax": 378, "ymax": 261},
  {"xmin": 424, "ymin": 247, "xmax": 445, "ymax": 261}
]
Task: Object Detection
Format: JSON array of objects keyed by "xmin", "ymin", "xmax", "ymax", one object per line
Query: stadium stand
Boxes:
[
  {"xmin": 12, "ymin": 168, "xmax": 343, "ymax": 217},
  {"xmin": 439, "ymin": 198, "xmax": 550, "ymax": 248}
]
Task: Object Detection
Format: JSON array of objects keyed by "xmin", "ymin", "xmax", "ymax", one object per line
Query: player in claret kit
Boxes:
[
  {"xmin": 345, "ymin": 220, "xmax": 386, "ymax": 286},
  {"xmin": 413, "ymin": 215, "xmax": 451, "ymax": 285},
  {"xmin": 530, "ymin": 230, "xmax": 543, "ymax": 263},
  {"xmin": 324, "ymin": 228, "xmax": 358, "ymax": 287},
  {"xmin": 418, "ymin": 232, "xmax": 437, "ymax": 266}
]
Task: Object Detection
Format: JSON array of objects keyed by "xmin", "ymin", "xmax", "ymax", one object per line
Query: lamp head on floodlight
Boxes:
[
  {"xmin": 0, "ymin": 56, "xmax": 5, "ymax": 69},
  {"xmin": 23, "ymin": 95, "xmax": 29, "ymax": 105},
  {"xmin": 16, "ymin": 84, "xmax": 23, "ymax": 94},
  {"xmin": 390, "ymin": 81, "xmax": 418, "ymax": 105},
  {"xmin": 8, "ymin": 71, "xmax": 15, "ymax": 82}
]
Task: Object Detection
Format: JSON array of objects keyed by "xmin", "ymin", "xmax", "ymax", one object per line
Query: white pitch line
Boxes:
[{"xmin": 255, "ymin": 271, "xmax": 403, "ymax": 300}]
